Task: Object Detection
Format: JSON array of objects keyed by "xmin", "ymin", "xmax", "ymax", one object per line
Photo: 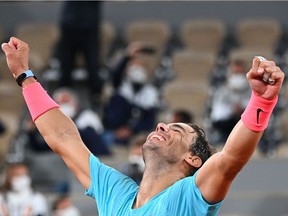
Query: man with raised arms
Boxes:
[{"xmin": 1, "ymin": 37, "xmax": 285, "ymax": 215}]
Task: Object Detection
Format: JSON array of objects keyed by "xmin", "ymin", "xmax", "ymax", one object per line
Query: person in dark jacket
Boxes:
[
  {"xmin": 103, "ymin": 42, "xmax": 160, "ymax": 145},
  {"xmin": 56, "ymin": 1, "xmax": 103, "ymax": 105}
]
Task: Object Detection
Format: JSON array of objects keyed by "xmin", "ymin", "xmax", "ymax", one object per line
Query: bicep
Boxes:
[
  {"xmin": 60, "ymin": 139, "xmax": 91, "ymax": 189},
  {"xmin": 196, "ymin": 121, "xmax": 262, "ymax": 203},
  {"xmin": 195, "ymin": 153, "xmax": 235, "ymax": 204}
]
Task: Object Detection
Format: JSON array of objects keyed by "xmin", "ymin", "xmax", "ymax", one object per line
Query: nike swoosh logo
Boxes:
[{"xmin": 257, "ymin": 108, "xmax": 263, "ymax": 124}]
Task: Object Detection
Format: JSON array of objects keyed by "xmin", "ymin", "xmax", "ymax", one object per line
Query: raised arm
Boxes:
[
  {"xmin": 1, "ymin": 37, "xmax": 91, "ymax": 189},
  {"xmin": 196, "ymin": 56, "xmax": 285, "ymax": 203}
]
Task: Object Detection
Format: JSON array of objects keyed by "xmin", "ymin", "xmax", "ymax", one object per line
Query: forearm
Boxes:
[
  {"xmin": 35, "ymin": 107, "xmax": 91, "ymax": 189},
  {"xmin": 197, "ymin": 121, "xmax": 263, "ymax": 203},
  {"xmin": 222, "ymin": 91, "xmax": 277, "ymax": 173},
  {"xmin": 21, "ymin": 78, "xmax": 91, "ymax": 188},
  {"xmin": 222, "ymin": 120, "xmax": 262, "ymax": 172},
  {"xmin": 22, "ymin": 78, "xmax": 91, "ymax": 154},
  {"xmin": 1, "ymin": 37, "xmax": 91, "ymax": 187},
  {"xmin": 196, "ymin": 56, "xmax": 284, "ymax": 204},
  {"xmin": 35, "ymin": 108, "xmax": 81, "ymax": 154}
]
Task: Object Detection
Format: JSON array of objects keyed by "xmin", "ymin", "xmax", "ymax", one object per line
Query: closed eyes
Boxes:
[
  {"xmin": 170, "ymin": 124, "xmax": 185, "ymax": 132},
  {"xmin": 170, "ymin": 125, "xmax": 185, "ymax": 137}
]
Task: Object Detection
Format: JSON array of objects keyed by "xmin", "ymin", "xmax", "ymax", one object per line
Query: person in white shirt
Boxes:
[
  {"xmin": 209, "ymin": 59, "xmax": 251, "ymax": 144},
  {"xmin": 0, "ymin": 162, "xmax": 49, "ymax": 216}
]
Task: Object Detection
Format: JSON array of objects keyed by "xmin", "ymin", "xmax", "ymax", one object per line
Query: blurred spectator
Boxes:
[
  {"xmin": 172, "ymin": 109, "xmax": 194, "ymax": 123},
  {"xmin": 0, "ymin": 119, "xmax": 5, "ymax": 135},
  {"xmin": 52, "ymin": 194, "xmax": 80, "ymax": 216},
  {"xmin": 102, "ymin": 42, "xmax": 160, "ymax": 145},
  {"xmin": 53, "ymin": 87, "xmax": 111, "ymax": 156},
  {"xmin": 25, "ymin": 87, "xmax": 111, "ymax": 156},
  {"xmin": 21, "ymin": 87, "xmax": 110, "ymax": 193},
  {"xmin": 209, "ymin": 59, "xmax": 251, "ymax": 144},
  {"xmin": 56, "ymin": 1, "xmax": 103, "ymax": 106},
  {"xmin": 209, "ymin": 58, "xmax": 284, "ymax": 155},
  {"xmin": 118, "ymin": 134, "xmax": 146, "ymax": 185},
  {"xmin": 0, "ymin": 162, "xmax": 49, "ymax": 216}
]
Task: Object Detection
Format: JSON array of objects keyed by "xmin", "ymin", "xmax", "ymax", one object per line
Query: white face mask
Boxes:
[
  {"xmin": 127, "ymin": 65, "xmax": 148, "ymax": 84},
  {"xmin": 55, "ymin": 206, "xmax": 80, "ymax": 216},
  {"xmin": 129, "ymin": 155, "xmax": 145, "ymax": 172},
  {"xmin": 227, "ymin": 74, "xmax": 248, "ymax": 91},
  {"xmin": 11, "ymin": 175, "xmax": 31, "ymax": 192},
  {"xmin": 60, "ymin": 103, "xmax": 77, "ymax": 118}
]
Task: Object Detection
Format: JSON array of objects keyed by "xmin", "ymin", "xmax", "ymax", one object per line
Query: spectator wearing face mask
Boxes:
[
  {"xmin": 24, "ymin": 87, "xmax": 111, "ymax": 156},
  {"xmin": 53, "ymin": 87, "xmax": 111, "ymax": 156},
  {"xmin": 20, "ymin": 87, "xmax": 111, "ymax": 193},
  {"xmin": 209, "ymin": 59, "xmax": 251, "ymax": 144},
  {"xmin": 0, "ymin": 162, "xmax": 49, "ymax": 216},
  {"xmin": 102, "ymin": 42, "xmax": 160, "ymax": 145},
  {"xmin": 52, "ymin": 194, "xmax": 80, "ymax": 216}
]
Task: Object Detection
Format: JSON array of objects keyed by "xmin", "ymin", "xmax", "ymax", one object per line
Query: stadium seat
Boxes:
[
  {"xmin": 179, "ymin": 19, "xmax": 226, "ymax": 56},
  {"xmin": 235, "ymin": 18, "xmax": 282, "ymax": 54}
]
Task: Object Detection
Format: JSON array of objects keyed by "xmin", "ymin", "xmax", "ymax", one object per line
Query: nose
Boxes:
[{"xmin": 156, "ymin": 123, "xmax": 168, "ymax": 132}]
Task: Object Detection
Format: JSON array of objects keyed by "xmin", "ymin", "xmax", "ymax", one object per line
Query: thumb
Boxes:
[
  {"xmin": 252, "ymin": 57, "xmax": 262, "ymax": 70},
  {"xmin": 247, "ymin": 57, "xmax": 265, "ymax": 80},
  {"xmin": 1, "ymin": 43, "xmax": 10, "ymax": 53}
]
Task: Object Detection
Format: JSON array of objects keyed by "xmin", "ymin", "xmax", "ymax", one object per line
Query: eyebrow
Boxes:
[
  {"xmin": 170, "ymin": 123, "xmax": 194, "ymax": 134},
  {"xmin": 170, "ymin": 124, "xmax": 186, "ymax": 133}
]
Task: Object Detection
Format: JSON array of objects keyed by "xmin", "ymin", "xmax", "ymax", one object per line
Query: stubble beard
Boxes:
[{"xmin": 143, "ymin": 142, "xmax": 179, "ymax": 174}]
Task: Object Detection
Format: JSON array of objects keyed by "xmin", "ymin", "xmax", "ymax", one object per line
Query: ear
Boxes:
[{"xmin": 184, "ymin": 154, "xmax": 202, "ymax": 168}]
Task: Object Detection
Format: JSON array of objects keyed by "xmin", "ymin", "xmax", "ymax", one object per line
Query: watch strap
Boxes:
[{"xmin": 16, "ymin": 70, "xmax": 37, "ymax": 87}]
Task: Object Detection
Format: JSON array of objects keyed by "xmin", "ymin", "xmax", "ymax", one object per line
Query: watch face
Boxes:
[
  {"xmin": 16, "ymin": 73, "xmax": 26, "ymax": 86},
  {"xmin": 16, "ymin": 71, "xmax": 36, "ymax": 86}
]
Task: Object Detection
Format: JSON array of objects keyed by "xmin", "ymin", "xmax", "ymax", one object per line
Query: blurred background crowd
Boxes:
[{"xmin": 0, "ymin": 1, "xmax": 288, "ymax": 215}]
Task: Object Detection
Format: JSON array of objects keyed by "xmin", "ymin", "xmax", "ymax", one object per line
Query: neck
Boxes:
[{"xmin": 133, "ymin": 163, "xmax": 185, "ymax": 208}]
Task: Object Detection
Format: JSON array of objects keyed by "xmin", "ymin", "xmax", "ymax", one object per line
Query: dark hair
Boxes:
[{"xmin": 187, "ymin": 124, "xmax": 216, "ymax": 176}]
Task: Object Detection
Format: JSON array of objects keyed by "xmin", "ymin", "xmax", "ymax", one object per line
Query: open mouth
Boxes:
[{"xmin": 148, "ymin": 133, "xmax": 166, "ymax": 142}]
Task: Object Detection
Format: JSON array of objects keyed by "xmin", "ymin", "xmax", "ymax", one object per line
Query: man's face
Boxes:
[{"xmin": 143, "ymin": 122, "xmax": 196, "ymax": 166}]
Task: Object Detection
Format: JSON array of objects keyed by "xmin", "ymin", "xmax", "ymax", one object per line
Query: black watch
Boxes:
[{"xmin": 16, "ymin": 70, "xmax": 37, "ymax": 87}]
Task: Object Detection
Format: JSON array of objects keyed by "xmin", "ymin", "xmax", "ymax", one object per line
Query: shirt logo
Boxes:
[{"xmin": 257, "ymin": 108, "xmax": 263, "ymax": 124}]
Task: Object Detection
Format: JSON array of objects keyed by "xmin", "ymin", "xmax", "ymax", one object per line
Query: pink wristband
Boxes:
[
  {"xmin": 241, "ymin": 91, "xmax": 278, "ymax": 132},
  {"xmin": 23, "ymin": 82, "xmax": 60, "ymax": 121}
]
